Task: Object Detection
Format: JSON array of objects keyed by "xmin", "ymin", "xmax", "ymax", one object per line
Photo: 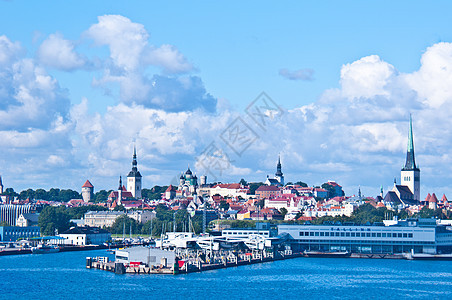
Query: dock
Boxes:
[{"xmin": 87, "ymin": 248, "xmax": 303, "ymax": 275}]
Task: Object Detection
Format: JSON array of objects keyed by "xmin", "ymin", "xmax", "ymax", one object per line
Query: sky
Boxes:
[{"xmin": 1, "ymin": 1, "xmax": 452, "ymax": 199}]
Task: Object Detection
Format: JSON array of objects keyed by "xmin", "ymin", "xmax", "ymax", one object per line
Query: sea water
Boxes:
[{"xmin": 0, "ymin": 249, "xmax": 451, "ymax": 299}]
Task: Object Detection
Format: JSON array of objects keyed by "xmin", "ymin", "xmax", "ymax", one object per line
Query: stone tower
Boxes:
[
  {"xmin": 127, "ymin": 146, "xmax": 142, "ymax": 199},
  {"xmin": 81, "ymin": 180, "xmax": 94, "ymax": 203},
  {"xmin": 401, "ymin": 115, "xmax": 420, "ymax": 202}
]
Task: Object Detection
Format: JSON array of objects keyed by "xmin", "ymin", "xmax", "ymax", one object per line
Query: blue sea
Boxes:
[{"xmin": 0, "ymin": 249, "xmax": 451, "ymax": 299}]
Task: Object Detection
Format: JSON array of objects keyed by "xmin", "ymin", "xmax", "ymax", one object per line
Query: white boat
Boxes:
[{"xmin": 31, "ymin": 244, "xmax": 60, "ymax": 254}]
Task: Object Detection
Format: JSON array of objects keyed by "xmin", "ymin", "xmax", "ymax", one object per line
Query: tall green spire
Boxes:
[
  {"xmin": 403, "ymin": 114, "xmax": 418, "ymax": 170},
  {"xmin": 407, "ymin": 114, "xmax": 414, "ymax": 152}
]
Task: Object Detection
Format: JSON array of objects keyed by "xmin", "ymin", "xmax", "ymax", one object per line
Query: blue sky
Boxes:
[{"xmin": 1, "ymin": 1, "xmax": 452, "ymax": 199}]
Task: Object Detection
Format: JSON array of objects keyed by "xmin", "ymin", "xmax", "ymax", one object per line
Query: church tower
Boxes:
[
  {"xmin": 0, "ymin": 175, "xmax": 3, "ymax": 194},
  {"xmin": 127, "ymin": 146, "xmax": 142, "ymax": 199},
  {"xmin": 401, "ymin": 115, "xmax": 420, "ymax": 202},
  {"xmin": 275, "ymin": 155, "xmax": 284, "ymax": 186}
]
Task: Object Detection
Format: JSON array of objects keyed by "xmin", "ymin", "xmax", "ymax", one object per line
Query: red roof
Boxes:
[
  {"xmin": 424, "ymin": 193, "xmax": 431, "ymax": 202},
  {"xmin": 442, "ymin": 194, "xmax": 448, "ymax": 203},
  {"xmin": 82, "ymin": 180, "xmax": 94, "ymax": 188},
  {"xmin": 429, "ymin": 193, "xmax": 438, "ymax": 203}
]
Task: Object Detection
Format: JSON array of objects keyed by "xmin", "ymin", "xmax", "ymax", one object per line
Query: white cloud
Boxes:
[
  {"xmin": 404, "ymin": 42, "xmax": 452, "ymax": 108},
  {"xmin": 340, "ymin": 55, "xmax": 395, "ymax": 100},
  {"xmin": 0, "ymin": 35, "xmax": 22, "ymax": 66},
  {"xmin": 86, "ymin": 15, "xmax": 148, "ymax": 72},
  {"xmin": 147, "ymin": 44, "xmax": 193, "ymax": 74},
  {"xmin": 37, "ymin": 33, "xmax": 85, "ymax": 71},
  {"xmin": 279, "ymin": 68, "xmax": 314, "ymax": 81}
]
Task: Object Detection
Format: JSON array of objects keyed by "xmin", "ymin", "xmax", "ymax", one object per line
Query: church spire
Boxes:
[
  {"xmin": 403, "ymin": 115, "xmax": 418, "ymax": 170},
  {"xmin": 275, "ymin": 155, "xmax": 283, "ymax": 177},
  {"xmin": 118, "ymin": 176, "xmax": 122, "ymax": 190}
]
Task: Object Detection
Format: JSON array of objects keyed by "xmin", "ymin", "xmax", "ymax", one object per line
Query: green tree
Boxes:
[
  {"xmin": 3, "ymin": 188, "xmax": 18, "ymax": 198},
  {"xmin": 38, "ymin": 206, "xmax": 72, "ymax": 235},
  {"xmin": 109, "ymin": 215, "xmax": 141, "ymax": 234},
  {"xmin": 19, "ymin": 189, "xmax": 35, "ymax": 200},
  {"xmin": 279, "ymin": 207, "xmax": 288, "ymax": 219},
  {"xmin": 94, "ymin": 190, "xmax": 110, "ymax": 203},
  {"xmin": 249, "ymin": 182, "xmax": 265, "ymax": 195},
  {"xmin": 113, "ymin": 205, "xmax": 125, "ymax": 212},
  {"xmin": 239, "ymin": 178, "xmax": 247, "ymax": 186},
  {"xmin": 219, "ymin": 200, "xmax": 229, "ymax": 211},
  {"xmin": 295, "ymin": 181, "xmax": 308, "ymax": 187}
]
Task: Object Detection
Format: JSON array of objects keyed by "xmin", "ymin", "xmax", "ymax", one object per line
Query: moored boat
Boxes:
[{"xmin": 31, "ymin": 244, "xmax": 60, "ymax": 254}]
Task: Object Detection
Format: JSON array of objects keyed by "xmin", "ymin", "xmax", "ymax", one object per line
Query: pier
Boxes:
[{"xmin": 86, "ymin": 247, "xmax": 303, "ymax": 275}]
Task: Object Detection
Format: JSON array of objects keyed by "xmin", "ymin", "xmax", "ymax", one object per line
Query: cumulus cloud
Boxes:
[
  {"xmin": 279, "ymin": 68, "xmax": 314, "ymax": 81},
  {"xmin": 86, "ymin": 15, "xmax": 211, "ymax": 112},
  {"xmin": 86, "ymin": 15, "xmax": 148, "ymax": 72},
  {"xmin": 0, "ymin": 35, "xmax": 22, "ymax": 66},
  {"xmin": 146, "ymin": 44, "xmax": 193, "ymax": 74},
  {"xmin": 37, "ymin": 33, "xmax": 85, "ymax": 71}
]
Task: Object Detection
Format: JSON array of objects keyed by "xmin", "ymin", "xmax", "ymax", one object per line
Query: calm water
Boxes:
[{"xmin": 1, "ymin": 249, "xmax": 451, "ymax": 299}]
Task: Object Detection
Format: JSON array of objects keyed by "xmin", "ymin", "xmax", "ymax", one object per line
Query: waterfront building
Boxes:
[
  {"xmin": 278, "ymin": 218, "xmax": 452, "ymax": 254},
  {"xmin": 127, "ymin": 147, "xmax": 142, "ymax": 199},
  {"xmin": 0, "ymin": 204, "xmax": 35, "ymax": 226},
  {"xmin": 59, "ymin": 226, "xmax": 111, "ymax": 246},
  {"xmin": 81, "ymin": 180, "xmax": 94, "ymax": 203},
  {"xmin": 16, "ymin": 213, "xmax": 39, "ymax": 227},
  {"xmin": 115, "ymin": 246, "xmax": 176, "ymax": 267},
  {"xmin": 0, "ymin": 226, "xmax": 40, "ymax": 242}
]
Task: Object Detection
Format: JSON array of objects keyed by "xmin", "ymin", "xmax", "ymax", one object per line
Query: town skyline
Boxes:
[{"xmin": 1, "ymin": 1, "xmax": 452, "ymax": 198}]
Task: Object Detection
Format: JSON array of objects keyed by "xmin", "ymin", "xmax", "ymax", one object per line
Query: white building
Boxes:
[
  {"xmin": 127, "ymin": 147, "xmax": 142, "ymax": 199},
  {"xmin": 59, "ymin": 227, "xmax": 111, "ymax": 246},
  {"xmin": 84, "ymin": 210, "xmax": 156, "ymax": 228}
]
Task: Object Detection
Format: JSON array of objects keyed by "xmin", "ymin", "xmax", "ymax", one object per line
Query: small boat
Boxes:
[
  {"xmin": 303, "ymin": 251, "xmax": 350, "ymax": 258},
  {"xmin": 404, "ymin": 250, "xmax": 452, "ymax": 260},
  {"xmin": 31, "ymin": 244, "xmax": 60, "ymax": 254}
]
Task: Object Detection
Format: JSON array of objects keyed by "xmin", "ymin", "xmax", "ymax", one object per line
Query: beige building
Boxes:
[{"xmin": 84, "ymin": 210, "xmax": 156, "ymax": 227}]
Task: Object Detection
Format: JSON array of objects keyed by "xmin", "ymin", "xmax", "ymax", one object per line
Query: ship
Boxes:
[{"xmin": 31, "ymin": 244, "xmax": 60, "ymax": 254}]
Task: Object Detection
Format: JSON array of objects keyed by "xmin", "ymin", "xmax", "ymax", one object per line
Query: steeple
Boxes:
[
  {"xmin": 0, "ymin": 175, "xmax": 3, "ymax": 194},
  {"xmin": 118, "ymin": 176, "xmax": 122, "ymax": 190},
  {"xmin": 127, "ymin": 146, "xmax": 142, "ymax": 178},
  {"xmin": 275, "ymin": 155, "xmax": 283, "ymax": 177},
  {"xmin": 403, "ymin": 114, "xmax": 418, "ymax": 171}
]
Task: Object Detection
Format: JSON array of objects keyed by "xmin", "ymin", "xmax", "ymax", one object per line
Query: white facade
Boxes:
[{"xmin": 401, "ymin": 169, "xmax": 420, "ymax": 202}]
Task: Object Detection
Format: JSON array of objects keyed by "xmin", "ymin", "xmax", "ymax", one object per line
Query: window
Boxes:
[
  {"xmin": 315, "ymin": 232, "xmax": 319, "ymax": 236},
  {"xmin": 372, "ymin": 233, "xmax": 376, "ymax": 237},
  {"xmin": 320, "ymin": 232, "xmax": 324, "ymax": 236},
  {"xmin": 310, "ymin": 232, "xmax": 314, "ymax": 236},
  {"xmin": 377, "ymin": 233, "xmax": 381, "ymax": 237},
  {"xmin": 403, "ymin": 233, "xmax": 407, "ymax": 238},
  {"xmin": 341, "ymin": 232, "xmax": 345, "ymax": 237},
  {"xmin": 335, "ymin": 232, "xmax": 340, "ymax": 237},
  {"xmin": 408, "ymin": 233, "xmax": 413, "ymax": 238},
  {"xmin": 366, "ymin": 233, "xmax": 371, "ymax": 237},
  {"xmin": 382, "ymin": 233, "xmax": 386, "ymax": 237},
  {"xmin": 351, "ymin": 232, "xmax": 355, "ymax": 237},
  {"xmin": 392, "ymin": 233, "xmax": 397, "ymax": 238},
  {"xmin": 346, "ymin": 232, "xmax": 350, "ymax": 237},
  {"xmin": 398, "ymin": 233, "xmax": 402, "ymax": 238},
  {"xmin": 299, "ymin": 232, "xmax": 304, "ymax": 236},
  {"xmin": 325, "ymin": 232, "xmax": 330, "ymax": 237}
]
